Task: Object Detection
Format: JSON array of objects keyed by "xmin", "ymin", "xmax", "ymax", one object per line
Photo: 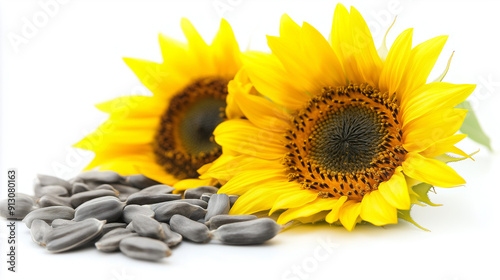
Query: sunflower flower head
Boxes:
[
  {"xmin": 203, "ymin": 4, "xmax": 476, "ymax": 230},
  {"xmin": 74, "ymin": 18, "xmax": 242, "ymax": 190}
]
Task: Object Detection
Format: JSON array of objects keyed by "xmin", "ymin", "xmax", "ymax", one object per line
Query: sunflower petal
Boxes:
[
  {"xmin": 379, "ymin": 28, "xmax": 413, "ymax": 95},
  {"xmin": 402, "ymin": 153, "xmax": 466, "ymax": 188},
  {"xmin": 277, "ymin": 198, "xmax": 339, "ymax": 224},
  {"xmin": 339, "ymin": 201, "xmax": 362, "ymax": 231},
  {"xmin": 360, "ymin": 190, "xmax": 398, "ymax": 226},
  {"xmin": 378, "ymin": 167, "xmax": 411, "ymax": 210}
]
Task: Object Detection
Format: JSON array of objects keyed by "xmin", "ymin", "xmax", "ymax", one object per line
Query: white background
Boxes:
[{"xmin": 1, "ymin": 0, "xmax": 499, "ymax": 279}]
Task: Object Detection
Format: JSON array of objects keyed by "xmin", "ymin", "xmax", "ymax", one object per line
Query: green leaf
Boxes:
[
  {"xmin": 412, "ymin": 183, "xmax": 441, "ymax": 207},
  {"xmin": 456, "ymin": 100, "xmax": 492, "ymax": 151},
  {"xmin": 397, "ymin": 209, "xmax": 429, "ymax": 231}
]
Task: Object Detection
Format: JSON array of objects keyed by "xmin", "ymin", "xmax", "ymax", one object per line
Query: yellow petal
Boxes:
[
  {"xmin": 360, "ymin": 190, "xmax": 398, "ymax": 226},
  {"xmin": 270, "ymin": 187, "xmax": 319, "ymax": 214},
  {"xmin": 214, "ymin": 119, "xmax": 286, "ymax": 160},
  {"xmin": 229, "ymin": 182, "xmax": 293, "ymax": 215},
  {"xmin": 325, "ymin": 196, "xmax": 348, "ymax": 223},
  {"xmin": 243, "ymin": 51, "xmax": 308, "ymax": 110},
  {"xmin": 211, "ymin": 19, "xmax": 242, "ymax": 78},
  {"xmin": 401, "ymin": 83, "xmax": 475, "ymax": 125},
  {"xmin": 403, "ymin": 108, "xmax": 467, "ymax": 152},
  {"xmin": 402, "ymin": 152, "xmax": 466, "ymax": 188},
  {"xmin": 349, "ymin": 6, "xmax": 382, "ymax": 86},
  {"xmin": 419, "ymin": 134, "xmax": 469, "ymax": 158},
  {"xmin": 398, "ymin": 35, "xmax": 448, "ymax": 95},
  {"xmin": 378, "ymin": 167, "xmax": 410, "ymax": 210},
  {"xmin": 331, "ymin": 4, "xmax": 363, "ymax": 84},
  {"xmin": 218, "ymin": 169, "xmax": 286, "ymax": 195},
  {"xmin": 277, "ymin": 197, "xmax": 339, "ymax": 224},
  {"xmin": 339, "ymin": 201, "xmax": 362, "ymax": 231},
  {"xmin": 379, "ymin": 28, "xmax": 413, "ymax": 95}
]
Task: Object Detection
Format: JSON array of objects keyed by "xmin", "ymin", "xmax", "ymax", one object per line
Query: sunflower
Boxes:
[
  {"xmin": 201, "ymin": 4, "xmax": 476, "ymax": 230},
  {"xmin": 74, "ymin": 18, "xmax": 242, "ymax": 190}
]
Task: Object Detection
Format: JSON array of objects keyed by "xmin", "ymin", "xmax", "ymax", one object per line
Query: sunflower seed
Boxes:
[
  {"xmin": 35, "ymin": 174, "xmax": 72, "ymax": 191},
  {"xmin": 131, "ymin": 215, "xmax": 166, "ymax": 240},
  {"xmin": 102, "ymin": 222, "xmax": 127, "ymax": 235},
  {"xmin": 96, "ymin": 184, "xmax": 119, "ymax": 194},
  {"xmin": 205, "ymin": 194, "xmax": 230, "ymax": 221},
  {"xmin": 45, "ymin": 218, "xmax": 105, "ymax": 253},
  {"xmin": 30, "ymin": 219, "xmax": 52, "ymax": 246},
  {"xmin": 119, "ymin": 236, "xmax": 171, "ymax": 261},
  {"xmin": 206, "ymin": 214, "xmax": 257, "ymax": 230},
  {"xmin": 160, "ymin": 223, "xmax": 182, "ymax": 247},
  {"xmin": 95, "ymin": 228, "xmax": 138, "ymax": 252},
  {"xmin": 70, "ymin": 189, "xmax": 118, "ymax": 208},
  {"xmin": 126, "ymin": 222, "xmax": 135, "ymax": 232},
  {"xmin": 169, "ymin": 214, "xmax": 211, "ymax": 243},
  {"xmin": 76, "ymin": 170, "xmax": 123, "ymax": 183},
  {"xmin": 73, "ymin": 196, "xmax": 124, "ymax": 222},
  {"xmin": 51, "ymin": 219, "xmax": 76, "ymax": 228},
  {"xmin": 229, "ymin": 195, "xmax": 239, "ymax": 207},
  {"xmin": 35, "ymin": 185, "xmax": 69, "ymax": 198},
  {"xmin": 71, "ymin": 182, "xmax": 90, "ymax": 194},
  {"xmin": 212, "ymin": 218, "xmax": 282, "ymax": 245},
  {"xmin": 111, "ymin": 184, "xmax": 140, "ymax": 201},
  {"xmin": 123, "ymin": 175, "xmax": 160, "ymax": 189},
  {"xmin": 200, "ymin": 193, "xmax": 213, "ymax": 202},
  {"xmin": 0, "ymin": 193, "xmax": 36, "ymax": 220},
  {"xmin": 149, "ymin": 199, "xmax": 208, "ymax": 211},
  {"xmin": 154, "ymin": 202, "xmax": 207, "ymax": 223},
  {"xmin": 37, "ymin": 194, "xmax": 72, "ymax": 208},
  {"xmin": 23, "ymin": 206, "xmax": 75, "ymax": 228},
  {"xmin": 123, "ymin": 205, "xmax": 154, "ymax": 224},
  {"xmin": 125, "ymin": 185, "xmax": 178, "ymax": 205},
  {"xmin": 184, "ymin": 186, "xmax": 219, "ymax": 199}
]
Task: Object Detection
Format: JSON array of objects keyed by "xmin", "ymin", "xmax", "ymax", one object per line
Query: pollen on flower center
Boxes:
[
  {"xmin": 283, "ymin": 84, "xmax": 407, "ymax": 201},
  {"xmin": 153, "ymin": 77, "xmax": 228, "ymax": 180}
]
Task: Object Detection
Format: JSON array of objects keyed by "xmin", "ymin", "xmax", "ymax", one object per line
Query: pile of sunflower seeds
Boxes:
[{"xmin": 0, "ymin": 171, "xmax": 283, "ymax": 262}]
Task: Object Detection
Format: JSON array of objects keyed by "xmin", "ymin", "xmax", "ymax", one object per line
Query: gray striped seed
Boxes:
[
  {"xmin": 123, "ymin": 205, "xmax": 154, "ymax": 224},
  {"xmin": 160, "ymin": 223, "xmax": 182, "ymax": 247},
  {"xmin": 149, "ymin": 199, "xmax": 208, "ymax": 211},
  {"xmin": 70, "ymin": 189, "xmax": 118, "ymax": 208},
  {"xmin": 73, "ymin": 196, "xmax": 124, "ymax": 222},
  {"xmin": 102, "ymin": 223, "xmax": 128, "ymax": 235},
  {"xmin": 35, "ymin": 185, "xmax": 69, "ymax": 198},
  {"xmin": 154, "ymin": 202, "xmax": 206, "ymax": 223},
  {"xmin": 119, "ymin": 236, "xmax": 171, "ymax": 261},
  {"xmin": 205, "ymin": 194, "xmax": 230, "ymax": 221},
  {"xmin": 45, "ymin": 218, "xmax": 105, "ymax": 253},
  {"xmin": 95, "ymin": 228, "xmax": 138, "ymax": 252},
  {"xmin": 212, "ymin": 218, "xmax": 282, "ymax": 245},
  {"xmin": 76, "ymin": 170, "xmax": 123, "ymax": 183},
  {"xmin": 30, "ymin": 219, "xmax": 52, "ymax": 246},
  {"xmin": 51, "ymin": 219, "xmax": 76, "ymax": 228},
  {"xmin": 23, "ymin": 206, "xmax": 75, "ymax": 228},
  {"xmin": 35, "ymin": 174, "xmax": 72, "ymax": 192},
  {"xmin": 37, "ymin": 194, "xmax": 72, "ymax": 208},
  {"xmin": 184, "ymin": 186, "xmax": 219, "ymax": 199},
  {"xmin": 71, "ymin": 182, "xmax": 91, "ymax": 195},
  {"xmin": 206, "ymin": 214, "xmax": 257, "ymax": 230},
  {"xmin": 169, "ymin": 214, "xmax": 211, "ymax": 243},
  {"xmin": 123, "ymin": 175, "xmax": 160, "ymax": 189},
  {"xmin": 131, "ymin": 215, "xmax": 166, "ymax": 240},
  {"xmin": 125, "ymin": 184, "xmax": 178, "ymax": 205},
  {"xmin": 0, "ymin": 193, "xmax": 36, "ymax": 220}
]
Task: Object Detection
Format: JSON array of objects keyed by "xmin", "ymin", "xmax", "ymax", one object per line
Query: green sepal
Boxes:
[
  {"xmin": 412, "ymin": 183, "xmax": 442, "ymax": 207},
  {"xmin": 456, "ymin": 100, "xmax": 492, "ymax": 151},
  {"xmin": 397, "ymin": 209, "xmax": 430, "ymax": 231}
]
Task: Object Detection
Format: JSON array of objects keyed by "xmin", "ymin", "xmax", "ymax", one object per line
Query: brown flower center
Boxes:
[
  {"xmin": 283, "ymin": 84, "xmax": 407, "ymax": 201},
  {"xmin": 153, "ymin": 77, "xmax": 228, "ymax": 180}
]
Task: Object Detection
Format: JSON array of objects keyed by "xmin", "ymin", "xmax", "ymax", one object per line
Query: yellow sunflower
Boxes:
[
  {"xmin": 202, "ymin": 4, "xmax": 476, "ymax": 230},
  {"xmin": 74, "ymin": 19, "xmax": 242, "ymax": 190}
]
